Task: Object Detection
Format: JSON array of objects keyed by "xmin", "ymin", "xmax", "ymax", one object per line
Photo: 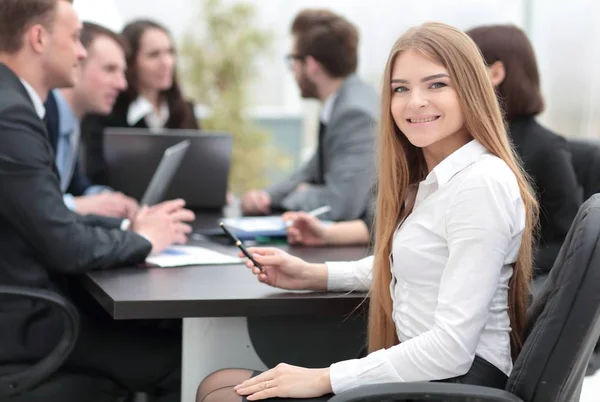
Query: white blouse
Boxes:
[
  {"xmin": 127, "ymin": 96, "xmax": 169, "ymax": 129},
  {"xmin": 326, "ymin": 140, "xmax": 525, "ymax": 394}
]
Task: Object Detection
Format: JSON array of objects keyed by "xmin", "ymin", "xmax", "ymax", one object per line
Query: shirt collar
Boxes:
[
  {"xmin": 127, "ymin": 96, "xmax": 169, "ymax": 127},
  {"xmin": 52, "ymin": 89, "xmax": 79, "ymax": 137},
  {"xmin": 425, "ymin": 139, "xmax": 489, "ymax": 187},
  {"xmin": 320, "ymin": 91, "xmax": 339, "ymax": 124},
  {"xmin": 320, "ymin": 74, "xmax": 359, "ymax": 124},
  {"xmin": 19, "ymin": 78, "xmax": 46, "ymax": 119}
]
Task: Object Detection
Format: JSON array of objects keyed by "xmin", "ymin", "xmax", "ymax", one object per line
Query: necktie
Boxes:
[
  {"xmin": 317, "ymin": 121, "xmax": 327, "ymax": 184},
  {"xmin": 55, "ymin": 125, "xmax": 80, "ymax": 192}
]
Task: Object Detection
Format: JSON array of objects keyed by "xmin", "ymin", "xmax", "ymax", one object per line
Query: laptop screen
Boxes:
[
  {"xmin": 141, "ymin": 139, "xmax": 190, "ymax": 206},
  {"xmin": 103, "ymin": 128, "xmax": 232, "ymax": 210}
]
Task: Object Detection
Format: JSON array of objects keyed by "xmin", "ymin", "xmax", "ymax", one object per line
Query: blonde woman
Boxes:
[{"xmin": 196, "ymin": 22, "xmax": 539, "ymax": 402}]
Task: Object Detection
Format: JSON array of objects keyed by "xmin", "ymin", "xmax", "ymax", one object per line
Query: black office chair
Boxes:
[
  {"xmin": 329, "ymin": 194, "xmax": 600, "ymax": 402},
  {"xmin": 567, "ymin": 138, "xmax": 600, "ymax": 200},
  {"xmin": 0, "ymin": 286, "xmax": 130, "ymax": 401},
  {"xmin": 547, "ymin": 138, "xmax": 600, "ymax": 374}
]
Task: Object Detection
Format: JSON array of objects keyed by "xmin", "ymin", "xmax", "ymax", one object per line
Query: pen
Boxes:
[
  {"xmin": 285, "ymin": 205, "xmax": 332, "ymax": 227},
  {"xmin": 307, "ymin": 205, "xmax": 331, "ymax": 217},
  {"xmin": 219, "ymin": 222, "xmax": 263, "ymax": 271}
]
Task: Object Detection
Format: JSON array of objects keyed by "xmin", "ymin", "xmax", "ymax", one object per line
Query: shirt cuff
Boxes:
[
  {"xmin": 84, "ymin": 185, "xmax": 113, "ymax": 195},
  {"xmin": 120, "ymin": 219, "xmax": 131, "ymax": 231},
  {"xmin": 326, "ymin": 261, "xmax": 357, "ymax": 291},
  {"xmin": 330, "ymin": 358, "xmax": 361, "ymax": 394},
  {"xmin": 330, "ymin": 349, "xmax": 404, "ymax": 394},
  {"xmin": 63, "ymin": 194, "xmax": 76, "ymax": 211}
]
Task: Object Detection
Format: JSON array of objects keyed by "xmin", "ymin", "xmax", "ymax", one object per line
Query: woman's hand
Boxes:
[
  {"xmin": 283, "ymin": 211, "xmax": 329, "ymax": 246},
  {"xmin": 241, "ymin": 247, "xmax": 328, "ymax": 290},
  {"xmin": 235, "ymin": 364, "xmax": 332, "ymax": 401}
]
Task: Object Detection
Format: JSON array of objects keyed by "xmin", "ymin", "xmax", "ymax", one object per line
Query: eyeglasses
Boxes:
[{"xmin": 285, "ymin": 53, "xmax": 305, "ymax": 69}]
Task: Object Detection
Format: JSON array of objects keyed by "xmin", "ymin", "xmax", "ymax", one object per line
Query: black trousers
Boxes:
[
  {"xmin": 244, "ymin": 355, "xmax": 508, "ymax": 402},
  {"xmin": 63, "ymin": 282, "xmax": 181, "ymax": 402}
]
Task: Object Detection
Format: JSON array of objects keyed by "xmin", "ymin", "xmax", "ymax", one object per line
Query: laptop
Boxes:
[
  {"xmin": 141, "ymin": 139, "xmax": 190, "ymax": 206},
  {"xmin": 103, "ymin": 129, "xmax": 232, "ymax": 210}
]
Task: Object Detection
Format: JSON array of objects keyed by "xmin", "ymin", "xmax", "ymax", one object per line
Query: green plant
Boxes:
[{"xmin": 180, "ymin": 0, "xmax": 280, "ymax": 194}]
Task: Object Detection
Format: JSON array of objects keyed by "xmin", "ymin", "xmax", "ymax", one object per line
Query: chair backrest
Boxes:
[
  {"xmin": 567, "ymin": 139, "xmax": 600, "ymax": 200},
  {"xmin": 506, "ymin": 195, "xmax": 600, "ymax": 402},
  {"xmin": 0, "ymin": 287, "xmax": 79, "ymax": 397}
]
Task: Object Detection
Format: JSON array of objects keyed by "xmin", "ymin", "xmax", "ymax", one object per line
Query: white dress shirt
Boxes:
[
  {"xmin": 326, "ymin": 140, "xmax": 525, "ymax": 394},
  {"xmin": 19, "ymin": 79, "xmax": 45, "ymax": 119},
  {"xmin": 320, "ymin": 91, "xmax": 339, "ymax": 125}
]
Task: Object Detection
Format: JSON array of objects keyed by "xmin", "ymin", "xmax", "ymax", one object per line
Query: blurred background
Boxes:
[{"xmin": 73, "ymin": 0, "xmax": 600, "ymax": 190}]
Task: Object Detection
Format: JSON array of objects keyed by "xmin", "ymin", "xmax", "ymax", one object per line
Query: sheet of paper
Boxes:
[
  {"xmin": 221, "ymin": 216, "xmax": 286, "ymax": 232},
  {"xmin": 146, "ymin": 245, "xmax": 242, "ymax": 268}
]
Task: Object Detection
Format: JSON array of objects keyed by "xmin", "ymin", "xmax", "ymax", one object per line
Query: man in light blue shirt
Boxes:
[
  {"xmin": 50, "ymin": 89, "xmax": 112, "ymax": 203},
  {"xmin": 45, "ymin": 22, "xmax": 137, "ymax": 219}
]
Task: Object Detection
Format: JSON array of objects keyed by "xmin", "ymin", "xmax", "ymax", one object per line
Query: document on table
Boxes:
[
  {"xmin": 221, "ymin": 216, "xmax": 289, "ymax": 232},
  {"xmin": 217, "ymin": 215, "xmax": 335, "ymax": 241},
  {"xmin": 146, "ymin": 245, "xmax": 243, "ymax": 268}
]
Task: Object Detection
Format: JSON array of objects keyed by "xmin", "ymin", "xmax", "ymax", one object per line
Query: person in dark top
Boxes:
[
  {"xmin": 81, "ymin": 18, "xmax": 198, "ymax": 184},
  {"xmin": 467, "ymin": 24, "xmax": 583, "ymax": 277}
]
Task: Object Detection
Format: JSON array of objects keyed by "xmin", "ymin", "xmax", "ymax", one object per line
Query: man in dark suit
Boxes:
[
  {"xmin": 0, "ymin": 1, "xmax": 193, "ymax": 400},
  {"xmin": 44, "ymin": 22, "xmax": 139, "ymax": 219},
  {"xmin": 241, "ymin": 9, "xmax": 379, "ymax": 222}
]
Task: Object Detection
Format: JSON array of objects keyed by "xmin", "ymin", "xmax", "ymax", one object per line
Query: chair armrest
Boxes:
[
  {"xmin": 328, "ymin": 382, "xmax": 524, "ymax": 402},
  {"xmin": 0, "ymin": 286, "xmax": 80, "ymax": 397}
]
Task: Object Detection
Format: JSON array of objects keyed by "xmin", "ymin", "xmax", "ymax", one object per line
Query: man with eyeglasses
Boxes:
[{"xmin": 241, "ymin": 9, "xmax": 379, "ymax": 222}]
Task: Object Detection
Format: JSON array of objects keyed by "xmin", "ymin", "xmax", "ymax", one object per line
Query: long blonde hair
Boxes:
[{"xmin": 368, "ymin": 22, "xmax": 539, "ymax": 361}]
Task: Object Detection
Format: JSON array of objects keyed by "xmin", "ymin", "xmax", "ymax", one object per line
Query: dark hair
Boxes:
[
  {"xmin": 81, "ymin": 22, "xmax": 127, "ymax": 54},
  {"xmin": 467, "ymin": 24, "xmax": 544, "ymax": 121},
  {"xmin": 291, "ymin": 9, "xmax": 358, "ymax": 78},
  {"xmin": 119, "ymin": 19, "xmax": 196, "ymax": 129},
  {"xmin": 0, "ymin": 0, "xmax": 72, "ymax": 54}
]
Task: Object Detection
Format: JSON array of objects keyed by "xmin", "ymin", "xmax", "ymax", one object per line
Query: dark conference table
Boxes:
[{"xmin": 78, "ymin": 211, "xmax": 371, "ymax": 401}]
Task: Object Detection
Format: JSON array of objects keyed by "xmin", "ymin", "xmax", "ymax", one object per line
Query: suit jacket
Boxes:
[
  {"xmin": 509, "ymin": 116, "xmax": 583, "ymax": 276},
  {"xmin": 80, "ymin": 96, "xmax": 199, "ymax": 185},
  {"xmin": 266, "ymin": 74, "xmax": 379, "ymax": 221},
  {"xmin": 44, "ymin": 90, "xmax": 92, "ymax": 196},
  {"xmin": 0, "ymin": 63, "xmax": 152, "ymax": 363}
]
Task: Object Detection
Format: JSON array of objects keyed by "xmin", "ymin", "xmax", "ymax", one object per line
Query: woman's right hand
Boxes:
[
  {"xmin": 241, "ymin": 247, "xmax": 327, "ymax": 290},
  {"xmin": 283, "ymin": 211, "xmax": 329, "ymax": 246}
]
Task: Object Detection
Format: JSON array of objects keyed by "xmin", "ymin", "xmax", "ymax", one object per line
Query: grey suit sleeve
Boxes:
[
  {"xmin": 265, "ymin": 152, "xmax": 319, "ymax": 206},
  {"xmin": 278, "ymin": 110, "xmax": 375, "ymax": 221}
]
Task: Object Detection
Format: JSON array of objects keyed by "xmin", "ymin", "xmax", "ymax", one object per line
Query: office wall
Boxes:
[{"xmin": 529, "ymin": 0, "xmax": 600, "ymax": 138}]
